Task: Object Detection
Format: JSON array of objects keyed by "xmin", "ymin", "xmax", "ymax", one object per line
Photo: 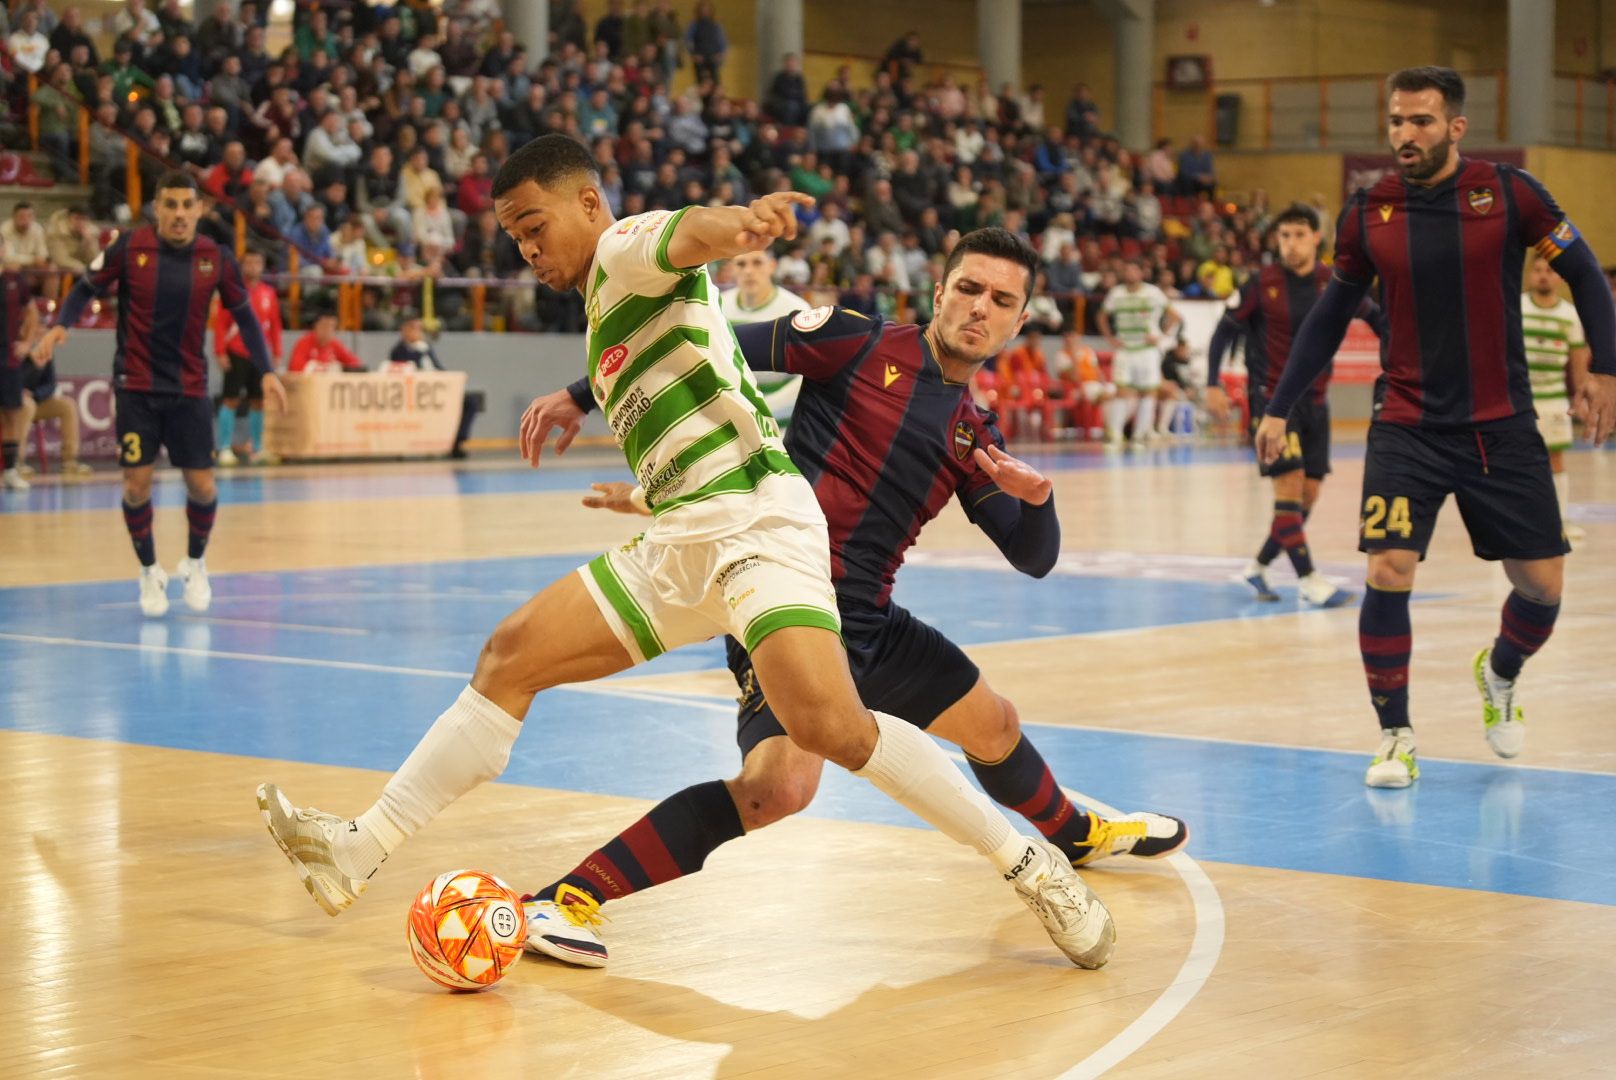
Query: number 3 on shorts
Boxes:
[
  {"xmin": 1362, "ymin": 494, "xmax": 1413, "ymax": 539},
  {"xmin": 121, "ymin": 432, "xmax": 142, "ymax": 465}
]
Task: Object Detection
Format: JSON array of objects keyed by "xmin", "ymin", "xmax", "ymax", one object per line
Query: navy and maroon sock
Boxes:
[
  {"xmin": 1490, "ymin": 591, "xmax": 1560, "ymax": 681},
  {"xmin": 968, "ymin": 734, "xmax": 1096, "ymax": 857},
  {"xmin": 122, "ymin": 499, "xmax": 156, "ymax": 567},
  {"xmin": 1360, "ymin": 583, "xmax": 1412, "ymax": 729},
  {"xmin": 537, "ymin": 780, "xmax": 745, "ymax": 905},
  {"xmin": 185, "ymin": 498, "xmax": 217, "ymax": 559},
  {"xmin": 1270, "ymin": 499, "xmax": 1315, "ymax": 577},
  {"xmin": 1256, "ymin": 507, "xmax": 1309, "ymax": 566}
]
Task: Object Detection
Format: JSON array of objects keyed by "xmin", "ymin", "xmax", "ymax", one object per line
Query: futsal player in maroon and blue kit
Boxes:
[
  {"xmin": 1256, "ymin": 68, "xmax": 1616, "ymax": 788},
  {"xmin": 1208, "ymin": 202, "xmax": 1384, "ymax": 608},
  {"xmin": 32, "ymin": 172, "xmax": 285, "ymax": 617},
  {"xmin": 517, "ymin": 228, "xmax": 1189, "ymax": 967}
]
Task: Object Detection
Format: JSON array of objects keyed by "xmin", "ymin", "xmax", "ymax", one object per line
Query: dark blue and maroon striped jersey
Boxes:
[
  {"xmin": 1333, "ymin": 157, "xmax": 1573, "ymax": 429},
  {"xmin": 79, "ymin": 226, "xmax": 251, "ymax": 398},
  {"xmin": 1224, "ymin": 263, "xmax": 1382, "ymax": 404},
  {"xmin": 742, "ymin": 307, "xmax": 1009, "ymax": 610},
  {"xmin": 0, "ymin": 270, "xmax": 27, "ymax": 370}
]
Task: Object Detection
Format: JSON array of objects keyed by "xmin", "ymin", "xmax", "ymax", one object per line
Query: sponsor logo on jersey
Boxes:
[
  {"xmin": 953, "ymin": 419, "xmax": 976, "ymax": 461},
  {"xmin": 1467, "ymin": 188, "xmax": 1495, "ymax": 215},
  {"xmin": 609, "ymin": 385, "xmax": 651, "ymax": 441},
  {"xmin": 791, "ymin": 305, "xmax": 834, "ymax": 332},
  {"xmin": 599, "ymin": 343, "xmax": 630, "ymax": 379}
]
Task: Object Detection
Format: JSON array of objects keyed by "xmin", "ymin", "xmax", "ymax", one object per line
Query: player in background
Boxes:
[
  {"xmin": 0, "ymin": 238, "xmax": 40, "ymax": 491},
  {"xmin": 256, "ymin": 136, "xmax": 1116, "ymax": 970},
  {"xmin": 212, "ymin": 248, "xmax": 283, "ymax": 466},
  {"xmin": 719, "ymin": 246, "xmax": 808, "ymax": 422},
  {"xmin": 1098, "ymin": 257, "xmax": 1178, "ymax": 446},
  {"xmin": 1521, "ymin": 254, "xmax": 1591, "ymax": 540},
  {"xmin": 1256, "ymin": 68, "xmax": 1616, "ymax": 787},
  {"xmin": 516, "ymin": 228, "xmax": 1187, "ymax": 968},
  {"xmin": 32, "ymin": 172, "xmax": 285, "ymax": 616},
  {"xmin": 287, "ymin": 312, "xmax": 365, "ymax": 373},
  {"xmin": 1207, "ymin": 203, "xmax": 1384, "ymax": 608}
]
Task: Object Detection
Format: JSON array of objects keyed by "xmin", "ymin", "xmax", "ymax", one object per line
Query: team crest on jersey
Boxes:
[
  {"xmin": 1378, "ymin": 205, "xmax": 1394, "ymax": 223},
  {"xmin": 791, "ymin": 306, "xmax": 833, "ymax": 332},
  {"xmin": 953, "ymin": 420, "xmax": 976, "ymax": 461},
  {"xmin": 198, "ymin": 258, "xmax": 214, "ymax": 275},
  {"xmin": 599, "ymin": 343, "xmax": 630, "ymax": 379},
  {"xmin": 1467, "ymin": 188, "xmax": 1495, "ymax": 215},
  {"xmin": 136, "ymin": 252, "xmax": 148, "ymax": 268},
  {"xmin": 1266, "ymin": 286, "xmax": 1278, "ymax": 299}
]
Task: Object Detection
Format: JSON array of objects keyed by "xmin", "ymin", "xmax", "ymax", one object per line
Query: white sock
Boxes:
[
  {"xmin": 1554, "ymin": 469, "xmax": 1570, "ymax": 510},
  {"xmin": 1134, "ymin": 396, "xmax": 1157, "ymax": 437},
  {"xmin": 1103, "ymin": 399, "xmax": 1128, "ymax": 439},
  {"xmin": 337, "ymin": 685, "xmax": 522, "ymax": 878},
  {"xmin": 852, "ymin": 711, "xmax": 1029, "ymax": 877},
  {"xmin": 1156, "ymin": 399, "xmax": 1177, "ymax": 433}
]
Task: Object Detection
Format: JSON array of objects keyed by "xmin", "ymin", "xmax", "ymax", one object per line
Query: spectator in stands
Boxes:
[
  {"xmin": 31, "ymin": 62, "xmax": 80, "ymax": 181},
  {"xmin": 862, "ymin": 178, "xmax": 907, "ymax": 237},
  {"xmin": 288, "ymin": 202, "xmax": 335, "ymax": 267},
  {"xmin": 882, "ymin": 31, "xmax": 923, "ymax": 80},
  {"xmin": 288, "ymin": 312, "xmax": 364, "ymax": 373},
  {"xmin": 1025, "ymin": 271, "xmax": 1064, "ymax": 333},
  {"xmin": 1, "ymin": 204, "xmax": 50, "ymax": 274},
  {"xmin": 197, "ymin": 2, "xmax": 241, "ymax": 73},
  {"xmin": 356, "ymin": 145, "xmax": 413, "ymax": 252},
  {"xmin": 88, "ymin": 103, "xmax": 127, "ymax": 217},
  {"xmin": 50, "ymin": 6, "xmax": 97, "ymax": 68},
  {"xmin": 456, "ymin": 208, "xmax": 522, "ymax": 278},
  {"xmin": 839, "ymin": 272, "xmax": 880, "ymax": 317},
  {"xmin": 305, "ymin": 109, "xmax": 362, "ymax": 177},
  {"xmin": 1128, "ymin": 181, "xmax": 1163, "ymax": 241},
  {"xmin": 400, "ymin": 146, "xmax": 445, "ymax": 213},
  {"xmin": 866, "ymin": 231, "xmax": 911, "ymax": 294},
  {"xmin": 385, "ymin": 317, "xmax": 481, "ymax": 458},
  {"xmin": 1065, "ymin": 83, "xmax": 1099, "ymax": 138},
  {"xmin": 808, "ymin": 87, "xmax": 858, "ymax": 170},
  {"xmin": 8, "ymin": 10, "xmax": 49, "ymax": 74},
  {"xmin": 46, "ymin": 207, "xmax": 97, "ymax": 275},
  {"xmin": 766, "ymin": 52, "xmax": 807, "ymax": 126},
  {"xmin": 1176, "ymin": 135, "xmax": 1216, "ymax": 197},
  {"xmin": 334, "ymin": 217, "xmax": 370, "ymax": 275},
  {"xmin": 684, "ymin": 1, "xmax": 727, "ymax": 81},
  {"xmin": 412, "ymin": 187, "xmax": 455, "ymax": 261}
]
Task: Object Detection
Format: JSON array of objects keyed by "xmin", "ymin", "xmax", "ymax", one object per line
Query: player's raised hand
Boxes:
[
  {"xmin": 1253, "ymin": 413, "xmax": 1289, "ymax": 465},
  {"xmin": 581, "ymin": 481, "xmax": 652, "ymax": 516},
  {"xmin": 261, "ymin": 372, "xmax": 288, "ymax": 414},
  {"xmin": 1572, "ymin": 371, "xmax": 1616, "ymax": 445},
  {"xmin": 972, "ymin": 444, "xmax": 1053, "ymax": 506},
  {"xmin": 519, "ymin": 387, "xmax": 586, "ymax": 468},
  {"xmin": 735, "ymin": 192, "xmax": 814, "ymax": 250},
  {"xmin": 31, "ymin": 325, "xmax": 67, "ymax": 366}
]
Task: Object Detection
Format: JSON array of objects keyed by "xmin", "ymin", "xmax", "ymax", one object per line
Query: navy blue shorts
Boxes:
[
  {"xmin": 0, "ymin": 364, "xmax": 21, "ymax": 409},
  {"xmin": 115, "ymin": 390, "xmax": 215, "ymax": 470},
  {"xmin": 729, "ymin": 601, "xmax": 981, "ymax": 757},
  {"xmin": 220, "ymin": 355, "xmax": 263, "ymax": 402},
  {"xmin": 1360, "ymin": 421, "xmax": 1569, "ymax": 562},
  {"xmin": 1251, "ymin": 392, "xmax": 1331, "ymax": 479}
]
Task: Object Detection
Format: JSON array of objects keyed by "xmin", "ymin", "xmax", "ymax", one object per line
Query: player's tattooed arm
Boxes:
[{"xmin": 663, "ymin": 192, "xmax": 816, "ymax": 269}]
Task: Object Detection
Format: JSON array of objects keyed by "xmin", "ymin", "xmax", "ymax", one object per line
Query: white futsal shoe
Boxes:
[
  {"xmin": 138, "ymin": 564, "xmax": 170, "ymax": 617},
  {"xmin": 1009, "ymin": 838, "xmax": 1115, "ymax": 969},
  {"xmin": 176, "ymin": 557, "xmax": 212, "ymax": 612},
  {"xmin": 256, "ymin": 783, "xmax": 371, "ymax": 916},
  {"xmin": 1474, "ymin": 648, "xmax": 1526, "ymax": 759},
  {"xmin": 1298, "ymin": 573, "xmax": 1354, "ymax": 609},
  {"xmin": 2, "ymin": 467, "xmax": 30, "ymax": 491},
  {"xmin": 522, "ymin": 885, "xmax": 610, "ymax": 968},
  {"xmin": 1365, "ymin": 727, "xmax": 1419, "ymax": 788}
]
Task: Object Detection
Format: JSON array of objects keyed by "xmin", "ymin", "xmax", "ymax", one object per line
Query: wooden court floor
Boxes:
[{"xmin": 3, "ymin": 435, "xmax": 1614, "ymax": 1078}]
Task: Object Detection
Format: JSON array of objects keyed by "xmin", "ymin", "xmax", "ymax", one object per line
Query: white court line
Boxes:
[{"xmin": 174, "ymin": 615, "xmax": 371, "ymax": 636}]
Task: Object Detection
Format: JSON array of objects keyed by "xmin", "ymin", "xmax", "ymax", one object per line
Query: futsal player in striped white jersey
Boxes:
[
  {"xmin": 719, "ymin": 248, "xmax": 808, "ymax": 421},
  {"xmin": 1097, "ymin": 259, "xmax": 1178, "ymax": 445},
  {"xmin": 257, "ymin": 135, "xmax": 1115, "ymax": 969},
  {"xmin": 1522, "ymin": 254, "xmax": 1591, "ymax": 540}
]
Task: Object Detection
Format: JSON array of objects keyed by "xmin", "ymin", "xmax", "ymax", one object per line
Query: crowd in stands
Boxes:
[{"xmin": 0, "ymin": 0, "xmax": 1293, "ymax": 338}]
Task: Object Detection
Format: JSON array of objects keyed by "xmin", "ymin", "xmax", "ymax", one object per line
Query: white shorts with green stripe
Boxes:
[
  {"xmin": 578, "ymin": 516, "xmax": 842, "ymax": 664},
  {"xmin": 1535, "ymin": 399, "xmax": 1573, "ymax": 451}
]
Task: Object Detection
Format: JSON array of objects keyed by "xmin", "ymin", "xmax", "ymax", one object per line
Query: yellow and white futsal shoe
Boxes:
[
  {"xmin": 1365, "ymin": 726, "xmax": 1419, "ymax": 788},
  {"xmin": 1008, "ymin": 838, "xmax": 1116, "ymax": 969},
  {"xmin": 256, "ymin": 782, "xmax": 369, "ymax": 916},
  {"xmin": 1474, "ymin": 648, "xmax": 1526, "ymax": 759},
  {"xmin": 1073, "ymin": 811, "xmax": 1190, "ymax": 866},
  {"xmin": 522, "ymin": 884, "xmax": 610, "ymax": 968}
]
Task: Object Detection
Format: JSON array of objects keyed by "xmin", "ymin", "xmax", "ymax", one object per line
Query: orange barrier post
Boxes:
[
  {"xmin": 125, "ymin": 139, "xmax": 142, "ymax": 211},
  {"xmin": 78, "ymin": 110, "xmax": 90, "ymax": 184}
]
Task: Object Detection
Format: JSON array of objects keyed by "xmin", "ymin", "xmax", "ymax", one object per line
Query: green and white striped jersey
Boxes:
[
  {"xmin": 585, "ymin": 208, "xmax": 819, "ymax": 542},
  {"xmin": 1101, "ymin": 283, "xmax": 1172, "ymax": 353},
  {"xmin": 1520, "ymin": 293, "xmax": 1585, "ymax": 400}
]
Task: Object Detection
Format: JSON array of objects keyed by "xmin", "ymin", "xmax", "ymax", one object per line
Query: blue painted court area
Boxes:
[{"xmin": 2, "ymin": 555, "xmax": 1611, "ymax": 908}]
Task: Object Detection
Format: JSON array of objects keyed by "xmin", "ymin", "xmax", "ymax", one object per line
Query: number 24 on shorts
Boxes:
[{"xmin": 1361, "ymin": 495, "xmax": 1413, "ymax": 539}]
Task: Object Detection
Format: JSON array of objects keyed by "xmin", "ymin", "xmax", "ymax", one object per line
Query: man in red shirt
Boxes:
[
  {"xmin": 288, "ymin": 312, "xmax": 364, "ymax": 373},
  {"xmin": 212, "ymin": 249, "xmax": 282, "ymax": 464}
]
